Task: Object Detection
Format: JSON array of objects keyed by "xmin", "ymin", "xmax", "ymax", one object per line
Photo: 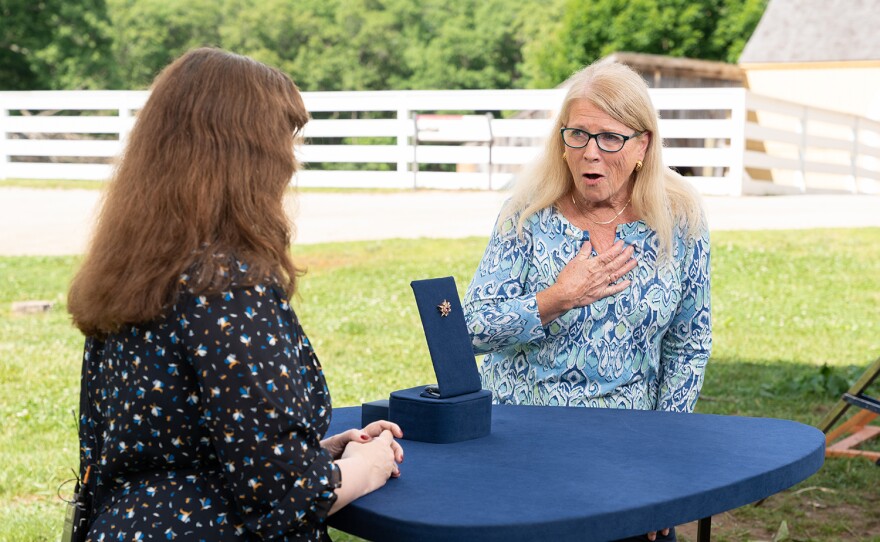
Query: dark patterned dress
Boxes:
[{"xmin": 77, "ymin": 273, "xmax": 340, "ymax": 541}]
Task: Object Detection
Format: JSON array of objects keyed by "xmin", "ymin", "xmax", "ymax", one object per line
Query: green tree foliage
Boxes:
[
  {"xmin": 220, "ymin": 0, "xmax": 532, "ymax": 91},
  {"xmin": 220, "ymin": 0, "xmax": 417, "ymax": 91},
  {"xmin": 402, "ymin": 0, "xmax": 528, "ymax": 90},
  {"xmin": 3, "ymin": 0, "xmax": 767, "ymax": 91},
  {"xmin": 0, "ymin": 0, "xmax": 115, "ymax": 90},
  {"xmin": 712, "ymin": 0, "xmax": 769, "ymax": 63},
  {"xmin": 218, "ymin": 0, "xmax": 338, "ymax": 90},
  {"xmin": 521, "ymin": 0, "xmax": 768, "ymax": 88},
  {"xmin": 106, "ymin": 0, "xmax": 224, "ymax": 88}
]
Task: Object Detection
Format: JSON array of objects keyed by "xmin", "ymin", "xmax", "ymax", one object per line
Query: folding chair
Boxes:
[{"xmin": 818, "ymin": 356, "xmax": 880, "ymax": 464}]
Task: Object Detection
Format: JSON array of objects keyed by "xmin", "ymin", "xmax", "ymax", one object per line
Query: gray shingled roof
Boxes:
[{"xmin": 739, "ymin": 0, "xmax": 880, "ymax": 64}]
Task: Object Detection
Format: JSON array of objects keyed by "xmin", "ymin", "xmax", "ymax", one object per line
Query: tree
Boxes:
[
  {"xmin": 520, "ymin": 0, "xmax": 768, "ymax": 88},
  {"xmin": 3, "ymin": 0, "xmax": 766, "ymax": 91},
  {"xmin": 712, "ymin": 0, "xmax": 768, "ymax": 63},
  {"xmin": 221, "ymin": 0, "xmax": 541, "ymax": 91},
  {"xmin": 220, "ymin": 0, "xmax": 417, "ymax": 92},
  {"xmin": 0, "ymin": 0, "xmax": 116, "ymax": 90},
  {"xmin": 106, "ymin": 0, "xmax": 224, "ymax": 88},
  {"xmin": 402, "ymin": 0, "xmax": 533, "ymax": 90},
  {"xmin": 217, "ymin": 0, "xmax": 325, "ymax": 90}
]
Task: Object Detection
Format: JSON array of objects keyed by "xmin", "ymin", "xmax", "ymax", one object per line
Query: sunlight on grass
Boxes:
[
  {"xmin": 0, "ymin": 178, "xmax": 476, "ymax": 195},
  {"xmin": 0, "ymin": 179, "xmax": 107, "ymax": 190}
]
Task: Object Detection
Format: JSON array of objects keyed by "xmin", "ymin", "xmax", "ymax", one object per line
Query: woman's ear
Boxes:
[{"xmin": 639, "ymin": 131, "xmax": 651, "ymax": 159}]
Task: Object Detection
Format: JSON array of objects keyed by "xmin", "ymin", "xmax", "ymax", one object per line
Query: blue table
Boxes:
[{"xmin": 327, "ymin": 405, "xmax": 824, "ymax": 541}]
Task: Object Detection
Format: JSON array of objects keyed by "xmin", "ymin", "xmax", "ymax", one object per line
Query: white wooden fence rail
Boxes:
[{"xmin": 1, "ymin": 88, "xmax": 878, "ymax": 195}]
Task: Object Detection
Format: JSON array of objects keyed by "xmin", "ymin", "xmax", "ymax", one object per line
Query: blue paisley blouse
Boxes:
[
  {"xmin": 464, "ymin": 205, "xmax": 711, "ymax": 412},
  {"xmin": 77, "ymin": 267, "xmax": 340, "ymax": 541}
]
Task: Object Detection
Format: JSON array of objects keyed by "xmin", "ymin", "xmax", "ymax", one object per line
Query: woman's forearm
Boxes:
[
  {"xmin": 466, "ymin": 295, "xmax": 547, "ymax": 353},
  {"xmin": 536, "ymin": 285, "xmax": 570, "ymax": 325},
  {"xmin": 329, "ymin": 457, "xmax": 370, "ymax": 514}
]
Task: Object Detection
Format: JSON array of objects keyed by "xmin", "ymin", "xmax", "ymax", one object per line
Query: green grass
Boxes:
[
  {"xmin": 2, "ymin": 229, "xmax": 879, "ymax": 541},
  {"xmin": 0, "ymin": 178, "xmax": 481, "ymax": 194},
  {"xmin": 0, "ymin": 179, "xmax": 107, "ymax": 190}
]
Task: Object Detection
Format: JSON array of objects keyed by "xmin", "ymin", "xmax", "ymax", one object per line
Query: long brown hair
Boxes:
[{"xmin": 69, "ymin": 48, "xmax": 309, "ymax": 336}]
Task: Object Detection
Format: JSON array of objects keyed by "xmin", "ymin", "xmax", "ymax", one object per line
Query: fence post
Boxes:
[
  {"xmin": 795, "ymin": 107, "xmax": 808, "ymax": 192},
  {"xmin": 0, "ymin": 98, "xmax": 8, "ymax": 180},
  {"xmin": 485, "ymin": 112, "xmax": 494, "ymax": 190},
  {"xmin": 119, "ymin": 98, "xmax": 134, "ymax": 148},
  {"xmin": 727, "ymin": 89, "xmax": 746, "ymax": 196},
  {"xmin": 850, "ymin": 117, "xmax": 860, "ymax": 194},
  {"xmin": 397, "ymin": 106, "xmax": 412, "ymax": 189}
]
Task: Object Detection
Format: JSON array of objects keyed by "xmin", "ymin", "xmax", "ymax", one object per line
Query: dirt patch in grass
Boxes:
[{"xmin": 676, "ymin": 488, "xmax": 880, "ymax": 541}]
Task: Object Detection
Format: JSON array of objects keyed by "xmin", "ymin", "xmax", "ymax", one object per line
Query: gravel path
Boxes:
[{"xmin": 1, "ymin": 188, "xmax": 877, "ymax": 256}]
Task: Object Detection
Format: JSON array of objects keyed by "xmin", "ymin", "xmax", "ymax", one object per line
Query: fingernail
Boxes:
[{"xmin": 359, "ymin": 434, "xmax": 369, "ymax": 441}]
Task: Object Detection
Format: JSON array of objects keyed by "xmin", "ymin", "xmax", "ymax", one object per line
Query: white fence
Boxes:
[{"xmin": 1, "ymin": 88, "xmax": 878, "ymax": 196}]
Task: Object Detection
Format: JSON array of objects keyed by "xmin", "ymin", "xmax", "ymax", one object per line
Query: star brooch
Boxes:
[{"xmin": 437, "ymin": 299, "xmax": 452, "ymax": 317}]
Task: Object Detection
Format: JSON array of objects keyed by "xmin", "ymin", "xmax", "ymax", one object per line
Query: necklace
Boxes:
[{"xmin": 570, "ymin": 193, "xmax": 631, "ymax": 225}]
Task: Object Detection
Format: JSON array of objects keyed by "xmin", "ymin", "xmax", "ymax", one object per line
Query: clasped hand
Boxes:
[{"xmin": 322, "ymin": 420, "xmax": 404, "ymax": 477}]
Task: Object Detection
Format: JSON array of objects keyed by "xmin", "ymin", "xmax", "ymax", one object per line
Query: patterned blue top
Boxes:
[
  {"xmin": 464, "ymin": 205, "xmax": 711, "ymax": 412},
  {"xmin": 77, "ymin": 266, "xmax": 340, "ymax": 541}
]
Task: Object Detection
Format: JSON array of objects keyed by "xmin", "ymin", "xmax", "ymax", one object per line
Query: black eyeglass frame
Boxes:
[{"xmin": 560, "ymin": 128, "xmax": 644, "ymax": 153}]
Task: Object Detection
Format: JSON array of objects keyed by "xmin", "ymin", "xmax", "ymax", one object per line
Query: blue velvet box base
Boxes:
[
  {"xmin": 389, "ymin": 385, "xmax": 492, "ymax": 443},
  {"xmin": 360, "ymin": 399, "xmax": 390, "ymax": 427}
]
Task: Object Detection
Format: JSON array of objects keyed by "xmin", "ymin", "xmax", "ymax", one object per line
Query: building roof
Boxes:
[
  {"xmin": 739, "ymin": 0, "xmax": 880, "ymax": 64},
  {"xmin": 602, "ymin": 52, "xmax": 743, "ymax": 84}
]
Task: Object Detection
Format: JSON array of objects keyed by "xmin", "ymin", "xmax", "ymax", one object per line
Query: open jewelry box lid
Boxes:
[{"xmin": 410, "ymin": 276, "xmax": 482, "ymax": 398}]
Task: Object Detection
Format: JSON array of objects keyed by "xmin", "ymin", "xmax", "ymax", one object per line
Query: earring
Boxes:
[
  {"xmin": 635, "ymin": 160, "xmax": 643, "ymax": 172},
  {"xmin": 562, "ymin": 152, "xmax": 568, "ymax": 160}
]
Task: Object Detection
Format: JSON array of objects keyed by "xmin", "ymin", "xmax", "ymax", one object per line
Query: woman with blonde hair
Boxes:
[
  {"xmin": 68, "ymin": 48, "xmax": 403, "ymax": 541},
  {"xmin": 464, "ymin": 60, "xmax": 711, "ymax": 541}
]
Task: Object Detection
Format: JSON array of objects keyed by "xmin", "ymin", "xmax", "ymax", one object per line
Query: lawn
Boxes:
[{"xmin": 1, "ymin": 229, "xmax": 879, "ymax": 541}]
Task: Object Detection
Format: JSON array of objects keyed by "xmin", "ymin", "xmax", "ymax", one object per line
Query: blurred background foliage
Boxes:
[{"xmin": 1, "ymin": 0, "xmax": 767, "ymax": 91}]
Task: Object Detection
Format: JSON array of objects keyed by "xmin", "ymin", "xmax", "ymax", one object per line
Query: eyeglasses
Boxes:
[{"xmin": 560, "ymin": 128, "xmax": 643, "ymax": 153}]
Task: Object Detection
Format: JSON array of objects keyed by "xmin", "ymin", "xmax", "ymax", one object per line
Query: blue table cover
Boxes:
[{"xmin": 328, "ymin": 405, "xmax": 824, "ymax": 542}]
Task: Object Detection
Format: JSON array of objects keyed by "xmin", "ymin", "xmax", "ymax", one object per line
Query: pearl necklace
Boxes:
[{"xmin": 570, "ymin": 193, "xmax": 631, "ymax": 225}]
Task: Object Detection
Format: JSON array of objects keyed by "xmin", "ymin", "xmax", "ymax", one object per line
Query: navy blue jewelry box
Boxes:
[
  {"xmin": 389, "ymin": 385, "xmax": 491, "ymax": 444},
  {"xmin": 361, "ymin": 277, "xmax": 491, "ymax": 443}
]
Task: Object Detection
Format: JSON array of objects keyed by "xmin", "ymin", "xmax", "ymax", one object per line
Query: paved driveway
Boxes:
[{"xmin": 1, "ymin": 187, "xmax": 877, "ymax": 256}]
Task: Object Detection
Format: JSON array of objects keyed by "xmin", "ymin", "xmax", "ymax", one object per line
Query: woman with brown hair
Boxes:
[{"xmin": 68, "ymin": 48, "xmax": 403, "ymax": 541}]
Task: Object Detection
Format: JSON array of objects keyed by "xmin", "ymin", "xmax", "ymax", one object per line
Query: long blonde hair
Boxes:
[
  {"xmin": 501, "ymin": 60, "xmax": 705, "ymax": 258},
  {"xmin": 69, "ymin": 48, "xmax": 309, "ymax": 336}
]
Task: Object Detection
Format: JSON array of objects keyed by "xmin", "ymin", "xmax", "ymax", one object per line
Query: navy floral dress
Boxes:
[{"xmin": 77, "ymin": 269, "xmax": 340, "ymax": 541}]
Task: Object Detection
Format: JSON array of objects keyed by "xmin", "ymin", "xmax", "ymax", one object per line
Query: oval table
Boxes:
[{"xmin": 328, "ymin": 405, "xmax": 824, "ymax": 541}]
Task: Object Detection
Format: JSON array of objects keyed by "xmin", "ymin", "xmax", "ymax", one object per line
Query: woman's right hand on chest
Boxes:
[{"xmin": 537, "ymin": 239, "xmax": 637, "ymax": 324}]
